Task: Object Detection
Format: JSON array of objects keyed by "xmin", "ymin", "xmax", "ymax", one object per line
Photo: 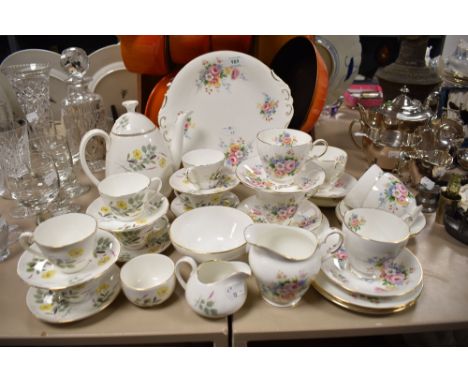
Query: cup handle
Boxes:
[
  {"xmin": 309, "ymin": 139, "xmax": 328, "ymax": 158},
  {"xmin": 318, "ymin": 228, "xmax": 344, "ymax": 255},
  {"xmin": 185, "ymin": 168, "xmax": 200, "ymax": 190},
  {"xmin": 18, "ymin": 232, "xmax": 43, "ymax": 257},
  {"xmin": 174, "ymin": 256, "xmax": 198, "ymax": 290},
  {"xmin": 149, "ymin": 176, "xmax": 162, "ymax": 194}
]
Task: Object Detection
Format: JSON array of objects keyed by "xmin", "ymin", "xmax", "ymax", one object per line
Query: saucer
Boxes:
[
  {"xmin": 336, "ymin": 200, "xmax": 427, "ymax": 237},
  {"xmin": 321, "ymin": 246, "xmax": 423, "ymax": 297},
  {"xmin": 118, "ymin": 234, "xmax": 172, "ymax": 263},
  {"xmin": 26, "ymin": 264, "xmax": 121, "ymax": 324},
  {"xmin": 169, "ymin": 167, "xmax": 239, "ymax": 196},
  {"xmin": 313, "ymin": 173, "xmax": 357, "ymax": 199},
  {"xmin": 170, "ymin": 192, "xmax": 240, "ymax": 217},
  {"xmin": 237, "ymin": 195, "xmax": 323, "ymax": 232},
  {"xmin": 86, "ymin": 192, "xmax": 169, "ymax": 233},
  {"xmin": 312, "ymin": 271, "xmax": 423, "ymax": 315},
  {"xmin": 17, "ymin": 230, "xmax": 120, "ymax": 290},
  {"xmin": 236, "ymin": 156, "xmax": 325, "ymax": 193}
]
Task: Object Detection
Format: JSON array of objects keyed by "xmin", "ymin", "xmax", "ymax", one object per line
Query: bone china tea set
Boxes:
[{"xmin": 14, "ymin": 50, "xmax": 428, "ymax": 323}]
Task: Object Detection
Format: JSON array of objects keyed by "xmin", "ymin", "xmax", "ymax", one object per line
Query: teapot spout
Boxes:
[{"xmin": 169, "ymin": 111, "xmax": 190, "ymax": 170}]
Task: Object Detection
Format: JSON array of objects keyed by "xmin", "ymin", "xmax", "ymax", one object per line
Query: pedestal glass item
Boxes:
[
  {"xmin": 61, "ymin": 47, "xmax": 108, "ymax": 170},
  {"xmin": 0, "ymin": 215, "xmax": 10, "ymax": 262},
  {"xmin": 2, "ymin": 63, "xmax": 51, "ymax": 133}
]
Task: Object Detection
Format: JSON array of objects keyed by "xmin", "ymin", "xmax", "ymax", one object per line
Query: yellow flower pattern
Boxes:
[
  {"xmin": 68, "ymin": 248, "xmax": 84, "ymax": 258},
  {"xmin": 159, "ymin": 157, "xmax": 166, "ymax": 168},
  {"xmin": 95, "ymin": 283, "xmax": 110, "ymax": 294},
  {"xmin": 41, "ymin": 270, "xmax": 56, "ymax": 279},
  {"xmin": 156, "ymin": 286, "xmax": 169, "ymax": 298},
  {"xmin": 116, "ymin": 200, "xmax": 128, "ymax": 210},
  {"xmin": 132, "ymin": 149, "xmax": 143, "ymax": 161},
  {"xmin": 98, "ymin": 255, "xmax": 110, "ymax": 266},
  {"xmin": 39, "ymin": 304, "xmax": 53, "ymax": 312}
]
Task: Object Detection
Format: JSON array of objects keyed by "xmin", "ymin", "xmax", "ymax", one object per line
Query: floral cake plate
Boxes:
[
  {"xmin": 169, "ymin": 167, "xmax": 239, "ymax": 195},
  {"xmin": 237, "ymin": 195, "xmax": 323, "ymax": 232},
  {"xmin": 336, "ymin": 200, "xmax": 427, "ymax": 237},
  {"xmin": 236, "ymin": 156, "xmax": 325, "ymax": 194},
  {"xmin": 26, "ymin": 265, "xmax": 121, "ymax": 324},
  {"xmin": 170, "ymin": 192, "xmax": 240, "ymax": 217},
  {"xmin": 118, "ymin": 234, "xmax": 172, "ymax": 263},
  {"xmin": 321, "ymin": 246, "xmax": 423, "ymax": 297},
  {"xmin": 312, "ymin": 271, "xmax": 423, "ymax": 315},
  {"xmin": 158, "ymin": 50, "xmax": 293, "ymax": 169},
  {"xmin": 17, "ymin": 230, "xmax": 120, "ymax": 290},
  {"xmin": 313, "ymin": 173, "xmax": 357, "ymax": 199},
  {"xmin": 86, "ymin": 192, "xmax": 169, "ymax": 233}
]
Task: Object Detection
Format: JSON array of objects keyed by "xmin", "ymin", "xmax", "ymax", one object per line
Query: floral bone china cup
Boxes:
[
  {"xmin": 310, "ymin": 146, "xmax": 348, "ymax": 185},
  {"xmin": 254, "ymin": 189, "xmax": 307, "ymax": 225},
  {"xmin": 245, "ymin": 224, "xmax": 343, "ymax": 307},
  {"xmin": 113, "ymin": 216, "xmax": 169, "ymax": 251},
  {"xmin": 175, "ymin": 256, "xmax": 251, "ymax": 318},
  {"xmin": 182, "ymin": 149, "xmax": 225, "ymax": 190},
  {"xmin": 342, "ymin": 208, "xmax": 410, "ymax": 278},
  {"xmin": 256, "ymin": 128, "xmax": 328, "ymax": 184},
  {"xmin": 120, "ymin": 254, "xmax": 176, "ymax": 307},
  {"xmin": 98, "ymin": 172, "xmax": 162, "ymax": 221},
  {"xmin": 344, "ymin": 164, "xmax": 383, "ymax": 208},
  {"xmin": 19, "ymin": 213, "xmax": 97, "ymax": 274}
]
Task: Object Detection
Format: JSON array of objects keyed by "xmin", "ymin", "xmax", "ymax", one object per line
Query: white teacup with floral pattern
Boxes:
[
  {"xmin": 256, "ymin": 128, "xmax": 328, "ymax": 185},
  {"xmin": 343, "ymin": 208, "xmax": 410, "ymax": 278},
  {"xmin": 344, "ymin": 164, "xmax": 383, "ymax": 209},
  {"xmin": 182, "ymin": 149, "xmax": 225, "ymax": 190},
  {"xmin": 362, "ymin": 172, "xmax": 422, "ymax": 225},
  {"xmin": 98, "ymin": 173, "xmax": 162, "ymax": 222},
  {"xmin": 19, "ymin": 213, "xmax": 97, "ymax": 274},
  {"xmin": 254, "ymin": 189, "xmax": 307, "ymax": 225},
  {"xmin": 120, "ymin": 254, "xmax": 176, "ymax": 308},
  {"xmin": 310, "ymin": 146, "xmax": 347, "ymax": 185},
  {"xmin": 113, "ymin": 216, "xmax": 169, "ymax": 251},
  {"xmin": 178, "ymin": 191, "xmax": 239, "ymax": 210}
]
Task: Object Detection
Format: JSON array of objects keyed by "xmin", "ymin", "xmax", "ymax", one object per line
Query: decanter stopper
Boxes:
[{"xmin": 60, "ymin": 47, "xmax": 89, "ymax": 80}]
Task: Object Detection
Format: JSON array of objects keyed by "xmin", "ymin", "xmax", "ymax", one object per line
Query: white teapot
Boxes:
[
  {"xmin": 175, "ymin": 256, "xmax": 251, "ymax": 318},
  {"xmin": 79, "ymin": 100, "xmax": 186, "ymax": 196}
]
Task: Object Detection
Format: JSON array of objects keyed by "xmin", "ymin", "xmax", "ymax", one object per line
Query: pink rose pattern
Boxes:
[
  {"xmin": 378, "ymin": 179, "xmax": 414, "ymax": 213},
  {"xmin": 258, "ymin": 93, "xmax": 280, "ymax": 122},
  {"xmin": 196, "ymin": 58, "xmax": 244, "ymax": 94},
  {"xmin": 219, "ymin": 137, "xmax": 250, "ymax": 169},
  {"xmin": 263, "ymin": 151, "xmax": 301, "ymax": 179},
  {"xmin": 244, "ymin": 165, "xmax": 276, "ymax": 189},
  {"xmin": 368, "ymin": 256, "xmax": 413, "ymax": 288},
  {"xmin": 273, "ymin": 131, "xmax": 298, "ymax": 146},
  {"xmin": 347, "ymin": 213, "xmax": 366, "ymax": 232},
  {"xmin": 259, "ymin": 270, "xmax": 309, "ymax": 305}
]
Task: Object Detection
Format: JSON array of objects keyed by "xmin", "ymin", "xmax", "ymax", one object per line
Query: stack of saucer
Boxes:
[
  {"xmin": 169, "ymin": 149, "xmax": 240, "ymax": 217},
  {"xmin": 16, "ymin": 213, "xmax": 121, "ymax": 323},
  {"xmin": 313, "ymin": 208, "xmax": 424, "ymax": 314},
  {"xmin": 307, "ymin": 145, "xmax": 357, "ymax": 207},
  {"xmin": 334, "ymin": 164, "xmax": 427, "ymax": 236},
  {"xmin": 86, "ymin": 173, "xmax": 171, "ymax": 263},
  {"xmin": 236, "ymin": 129, "xmax": 329, "ymax": 235}
]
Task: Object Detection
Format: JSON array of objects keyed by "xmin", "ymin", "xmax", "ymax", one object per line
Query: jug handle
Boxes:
[
  {"xmin": 79, "ymin": 129, "xmax": 111, "ymax": 186},
  {"xmin": 174, "ymin": 256, "xmax": 198, "ymax": 290},
  {"xmin": 318, "ymin": 228, "xmax": 344, "ymax": 260},
  {"xmin": 348, "ymin": 119, "xmax": 364, "ymax": 149}
]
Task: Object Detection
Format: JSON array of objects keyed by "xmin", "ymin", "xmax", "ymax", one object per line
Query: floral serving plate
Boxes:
[
  {"xmin": 321, "ymin": 246, "xmax": 423, "ymax": 297},
  {"xmin": 26, "ymin": 264, "xmax": 121, "ymax": 324},
  {"xmin": 17, "ymin": 230, "xmax": 120, "ymax": 290},
  {"xmin": 237, "ymin": 195, "xmax": 323, "ymax": 232},
  {"xmin": 170, "ymin": 192, "xmax": 240, "ymax": 217},
  {"xmin": 236, "ymin": 156, "xmax": 325, "ymax": 193},
  {"xmin": 313, "ymin": 173, "xmax": 357, "ymax": 199},
  {"xmin": 158, "ymin": 50, "xmax": 293, "ymax": 168},
  {"xmin": 312, "ymin": 271, "xmax": 423, "ymax": 315},
  {"xmin": 169, "ymin": 167, "xmax": 239, "ymax": 195},
  {"xmin": 336, "ymin": 200, "xmax": 427, "ymax": 237},
  {"xmin": 86, "ymin": 192, "xmax": 169, "ymax": 233}
]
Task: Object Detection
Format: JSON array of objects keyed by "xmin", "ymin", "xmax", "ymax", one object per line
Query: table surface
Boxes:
[{"xmin": 231, "ymin": 108, "xmax": 468, "ymax": 346}]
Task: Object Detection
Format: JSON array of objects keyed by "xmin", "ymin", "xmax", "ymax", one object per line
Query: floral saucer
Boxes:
[
  {"xmin": 321, "ymin": 245, "xmax": 423, "ymax": 297},
  {"xmin": 86, "ymin": 192, "xmax": 169, "ymax": 233},
  {"xmin": 118, "ymin": 234, "xmax": 172, "ymax": 263},
  {"xmin": 170, "ymin": 192, "xmax": 240, "ymax": 217},
  {"xmin": 336, "ymin": 200, "xmax": 427, "ymax": 237},
  {"xmin": 169, "ymin": 167, "xmax": 239, "ymax": 195},
  {"xmin": 26, "ymin": 264, "xmax": 121, "ymax": 324},
  {"xmin": 236, "ymin": 156, "xmax": 325, "ymax": 193},
  {"xmin": 237, "ymin": 195, "xmax": 323, "ymax": 232},
  {"xmin": 17, "ymin": 230, "xmax": 120, "ymax": 290},
  {"xmin": 313, "ymin": 173, "xmax": 357, "ymax": 199},
  {"xmin": 312, "ymin": 271, "xmax": 423, "ymax": 314}
]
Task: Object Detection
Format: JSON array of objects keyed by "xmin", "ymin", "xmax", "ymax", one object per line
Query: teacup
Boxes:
[
  {"xmin": 343, "ymin": 164, "xmax": 383, "ymax": 208},
  {"xmin": 342, "ymin": 208, "xmax": 410, "ymax": 278},
  {"xmin": 256, "ymin": 128, "xmax": 328, "ymax": 184},
  {"xmin": 19, "ymin": 213, "xmax": 97, "ymax": 274},
  {"xmin": 98, "ymin": 172, "xmax": 162, "ymax": 221},
  {"xmin": 255, "ymin": 189, "xmax": 307, "ymax": 225},
  {"xmin": 120, "ymin": 254, "xmax": 176, "ymax": 307},
  {"xmin": 362, "ymin": 172, "xmax": 422, "ymax": 225},
  {"xmin": 310, "ymin": 146, "xmax": 347, "ymax": 185},
  {"xmin": 182, "ymin": 149, "xmax": 225, "ymax": 190},
  {"xmin": 113, "ymin": 216, "xmax": 169, "ymax": 251}
]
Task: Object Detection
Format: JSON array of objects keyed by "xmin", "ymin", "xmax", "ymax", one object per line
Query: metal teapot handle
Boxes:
[
  {"xmin": 348, "ymin": 119, "xmax": 365, "ymax": 149},
  {"xmin": 79, "ymin": 129, "xmax": 111, "ymax": 186}
]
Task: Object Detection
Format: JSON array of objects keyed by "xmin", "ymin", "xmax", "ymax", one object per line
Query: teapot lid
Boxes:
[
  {"xmin": 382, "ymin": 86, "xmax": 432, "ymax": 122},
  {"xmin": 112, "ymin": 100, "xmax": 155, "ymax": 136}
]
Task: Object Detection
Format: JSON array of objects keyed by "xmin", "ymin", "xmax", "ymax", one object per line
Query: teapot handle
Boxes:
[
  {"xmin": 348, "ymin": 119, "xmax": 365, "ymax": 149},
  {"xmin": 79, "ymin": 129, "xmax": 111, "ymax": 186},
  {"xmin": 174, "ymin": 256, "xmax": 198, "ymax": 290}
]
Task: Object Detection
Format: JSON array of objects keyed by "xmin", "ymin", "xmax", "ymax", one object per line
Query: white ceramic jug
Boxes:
[
  {"xmin": 79, "ymin": 100, "xmax": 187, "ymax": 196},
  {"xmin": 175, "ymin": 256, "xmax": 251, "ymax": 318}
]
